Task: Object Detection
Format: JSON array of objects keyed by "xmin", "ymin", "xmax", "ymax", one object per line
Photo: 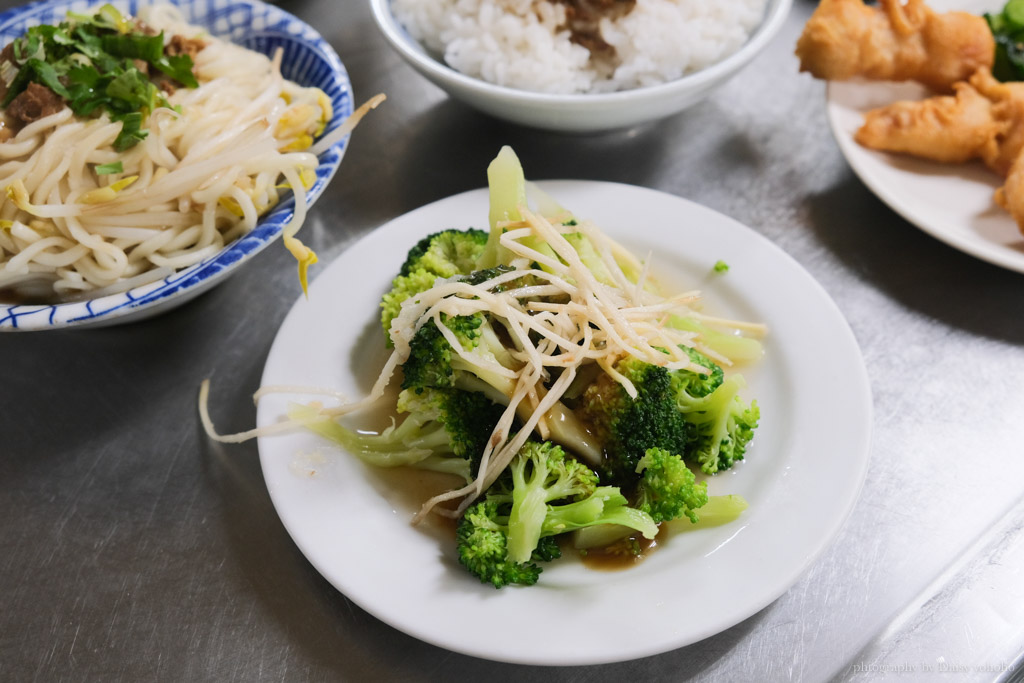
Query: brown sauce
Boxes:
[
  {"xmin": 554, "ymin": 0, "xmax": 637, "ymax": 57},
  {"xmin": 371, "ymin": 456, "xmax": 667, "ymax": 572},
  {"xmin": 576, "ymin": 525, "xmax": 665, "ymax": 571},
  {"xmin": 365, "ymin": 465, "xmax": 463, "ymax": 542}
]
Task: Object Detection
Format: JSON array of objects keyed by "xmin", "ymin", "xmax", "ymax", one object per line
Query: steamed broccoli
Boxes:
[
  {"xmin": 477, "ymin": 147, "xmax": 528, "ymax": 269},
  {"xmin": 506, "ymin": 441, "xmax": 599, "ymax": 562},
  {"xmin": 456, "ymin": 440, "xmax": 658, "ymax": 588},
  {"xmin": 400, "ymin": 311, "xmax": 517, "ymax": 401},
  {"xmin": 396, "ymin": 387, "xmax": 506, "ymax": 474},
  {"xmin": 456, "ymin": 500, "xmax": 561, "ymax": 589},
  {"xmin": 578, "ymin": 356, "xmax": 691, "ymax": 486},
  {"xmin": 666, "ymin": 346, "xmax": 759, "ymax": 473},
  {"xmin": 634, "ymin": 447, "xmax": 708, "ymax": 524},
  {"xmin": 682, "ymin": 375, "xmax": 760, "ymax": 474},
  {"xmin": 380, "ymin": 228, "xmax": 488, "ymax": 341},
  {"xmin": 563, "ymin": 232, "xmax": 616, "ymax": 286},
  {"xmin": 577, "ymin": 347, "xmax": 759, "ymax": 479},
  {"xmin": 291, "ymin": 146, "xmax": 762, "ymax": 592},
  {"xmin": 287, "ymin": 385, "xmax": 502, "ymax": 482},
  {"xmin": 477, "ymin": 146, "xmax": 563, "ymax": 271},
  {"xmin": 399, "ymin": 228, "xmax": 489, "ymax": 278},
  {"xmin": 672, "ymin": 346, "xmax": 724, "ymax": 407}
]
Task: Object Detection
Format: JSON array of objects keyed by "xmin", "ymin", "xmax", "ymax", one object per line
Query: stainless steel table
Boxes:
[{"xmin": 4, "ymin": 1, "xmax": 1024, "ymax": 680}]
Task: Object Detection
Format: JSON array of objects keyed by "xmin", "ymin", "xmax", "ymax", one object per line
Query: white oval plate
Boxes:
[
  {"xmin": 256, "ymin": 181, "xmax": 872, "ymax": 665},
  {"xmin": 825, "ymin": 0, "xmax": 1024, "ymax": 273}
]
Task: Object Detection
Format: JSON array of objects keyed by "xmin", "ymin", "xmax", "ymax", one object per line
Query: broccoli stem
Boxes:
[
  {"xmin": 478, "ymin": 146, "xmax": 526, "ymax": 269},
  {"xmin": 668, "ymin": 494, "xmax": 748, "ymax": 530},
  {"xmin": 506, "ymin": 475, "xmax": 551, "ymax": 564},
  {"xmin": 452, "ymin": 368, "xmax": 603, "ymax": 466},
  {"xmin": 287, "ymin": 403, "xmax": 471, "ymax": 480},
  {"xmin": 669, "ymin": 315, "xmax": 763, "ymax": 363},
  {"xmin": 541, "ymin": 488, "xmax": 658, "ymax": 539}
]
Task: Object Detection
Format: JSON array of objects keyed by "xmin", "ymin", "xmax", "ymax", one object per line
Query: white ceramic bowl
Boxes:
[
  {"xmin": 0, "ymin": 0, "xmax": 354, "ymax": 330},
  {"xmin": 370, "ymin": 0, "xmax": 791, "ymax": 132}
]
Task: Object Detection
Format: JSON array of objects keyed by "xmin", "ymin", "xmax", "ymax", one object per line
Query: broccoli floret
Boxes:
[
  {"xmin": 576, "ymin": 347, "xmax": 759, "ymax": 480},
  {"xmin": 672, "ymin": 346, "xmax": 724, "ymax": 410},
  {"xmin": 683, "ymin": 375, "xmax": 760, "ymax": 474},
  {"xmin": 668, "ymin": 348, "xmax": 758, "ymax": 473},
  {"xmin": 401, "ymin": 312, "xmax": 516, "ymax": 397},
  {"xmin": 578, "ymin": 356, "xmax": 691, "ymax": 486},
  {"xmin": 288, "ymin": 386, "xmax": 502, "ymax": 482},
  {"xmin": 380, "ymin": 228, "xmax": 488, "ymax": 341},
  {"xmin": 457, "ymin": 440, "xmax": 658, "ymax": 586},
  {"xmin": 502, "ymin": 441, "xmax": 658, "ymax": 564},
  {"xmin": 634, "ymin": 447, "xmax": 708, "ymax": 524},
  {"xmin": 380, "ymin": 269, "xmax": 439, "ymax": 341},
  {"xmin": 506, "ymin": 441, "xmax": 599, "ymax": 562},
  {"xmin": 400, "ymin": 228, "xmax": 488, "ymax": 277},
  {"xmin": 456, "ymin": 500, "xmax": 561, "ymax": 588},
  {"xmin": 396, "ymin": 387, "xmax": 506, "ymax": 473}
]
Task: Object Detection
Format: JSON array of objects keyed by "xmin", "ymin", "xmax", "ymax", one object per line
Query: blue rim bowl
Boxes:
[{"xmin": 0, "ymin": 0, "xmax": 354, "ymax": 330}]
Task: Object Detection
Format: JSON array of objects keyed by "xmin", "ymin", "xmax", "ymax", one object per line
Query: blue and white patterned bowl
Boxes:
[{"xmin": 0, "ymin": 0, "xmax": 353, "ymax": 330}]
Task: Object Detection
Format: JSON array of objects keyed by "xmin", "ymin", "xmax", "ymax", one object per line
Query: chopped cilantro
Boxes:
[
  {"xmin": 987, "ymin": 0, "xmax": 1024, "ymax": 81},
  {"xmin": 0, "ymin": 3, "xmax": 199, "ymax": 149},
  {"xmin": 94, "ymin": 161, "xmax": 124, "ymax": 175},
  {"xmin": 113, "ymin": 112, "xmax": 147, "ymax": 151}
]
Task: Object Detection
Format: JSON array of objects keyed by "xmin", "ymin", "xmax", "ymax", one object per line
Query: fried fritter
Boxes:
[
  {"xmin": 855, "ymin": 79, "xmax": 1000, "ymax": 164},
  {"xmin": 795, "ymin": 0, "xmax": 994, "ymax": 92},
  {"xmin": 854, "ymin": 69, "xmax": 1024, "ymax": 232},
  {"xmin": 856, "ymin": 69, "xmax": 1024, "ymax": 172}
]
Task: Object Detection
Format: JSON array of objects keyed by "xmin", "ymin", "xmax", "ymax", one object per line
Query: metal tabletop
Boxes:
[{"xmin": 3, "ymin": 1, "xmax": 1024, "ymax": 681}]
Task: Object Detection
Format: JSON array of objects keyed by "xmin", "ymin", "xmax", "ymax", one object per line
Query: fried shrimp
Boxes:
[{"xmin": 795, "ymin": 0, "xmax": 994, "ymax": 92}]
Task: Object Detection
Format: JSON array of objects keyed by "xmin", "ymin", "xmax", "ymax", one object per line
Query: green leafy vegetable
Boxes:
[
  {"xmin": 987, "ymin": 0, "xmax": 1024, "ymax": 81},
  {"xmin": 112, "ymin": 112, "xmax": 146, "ymax": 151},
  {"xmin": 0, "ymin": 3, "xmax": 200, "ymax": 148},
  {"xmin": 94, "ymin": 161, "xmax": 123, "ymax": 175},
  {"xmin": 456, "ymin": 441, "xmax": 658, "ymax": 588}
]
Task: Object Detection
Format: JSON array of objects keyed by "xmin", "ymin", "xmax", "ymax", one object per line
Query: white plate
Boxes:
[
  {"xmin": 256, "ymin": 181, "xmax": 872, "ymax": 665},
  {"xmin": 825, "ymin": 0, "xmax": 1024, "ymax": 273}
]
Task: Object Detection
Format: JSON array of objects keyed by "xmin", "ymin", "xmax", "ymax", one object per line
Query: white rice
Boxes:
[{"xmin": 392, "ymin": 0, "xmax": 768, "ymax": 94}]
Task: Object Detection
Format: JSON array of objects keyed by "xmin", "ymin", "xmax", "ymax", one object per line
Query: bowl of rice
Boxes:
[
  {"xmin": 0, "ymin": 0, "xmax": 360, "ymax": 330},
  {"xmin": 370, "ymin": 0, "xmax": 791, "ymax": 132}
]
